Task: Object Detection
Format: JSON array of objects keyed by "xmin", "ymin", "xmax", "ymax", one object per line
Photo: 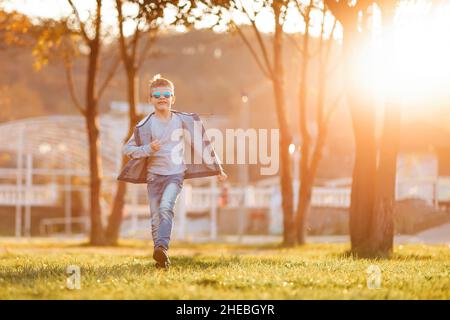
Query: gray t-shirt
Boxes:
[{"xmin": 147, "ymin": 113, "xmax": 186, "ymax": 176}]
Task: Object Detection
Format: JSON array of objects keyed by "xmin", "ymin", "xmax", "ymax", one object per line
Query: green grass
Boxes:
[{"xmin": 0, "ymin": 239, "xmax": 449, "ymax": 299}]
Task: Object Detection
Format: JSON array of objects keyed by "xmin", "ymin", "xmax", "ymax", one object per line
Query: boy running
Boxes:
[{"xmin": 119, "ymin": 75, "xmax": 227, "ymax": 269}]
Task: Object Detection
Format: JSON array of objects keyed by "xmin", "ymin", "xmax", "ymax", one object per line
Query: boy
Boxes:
[{"xmin": 118, "ymin": 75, "xmax": 227, "ymax": 269}]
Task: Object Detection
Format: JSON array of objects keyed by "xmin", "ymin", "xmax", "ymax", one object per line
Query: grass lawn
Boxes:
[{"xmin": 0, "ymin": 239, "xmax": 449, "ymax": 299}]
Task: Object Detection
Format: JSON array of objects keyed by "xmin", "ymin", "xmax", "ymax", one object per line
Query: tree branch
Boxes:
[
  {"xmin": 93, "ymin": 0, "xmax": 102, "ymax": 46},
  {"xmin": 115, "ymin": 0, "xmax": 130, "ymax": 65},
  {"xmin": 325, "ymin": 17, "xmax": 338, "ymax": 63},
  {"xmin": 295, "ymin": 0, "xmax": 308, "ymax": 21},
  {"xmin": 136, "ymin": 29, "xmax": 157, "ymax": 70},
  {"xmin": 286, "ymin": 33, "xmax": 304, "ymax": 55},
  {"xmin": 130, "ymin": 20, "xmax": 142, "ymax": 63},
  {"xmin": 355, "ymin": 0, "xmax": 374, "ymax": 13},
  {"xmin": 64, "ymin": 59, "xmax": 86, "ymax": 116},
  {"xmin": 67, "ymin": 0, "xmax": 91, "ymax": 43},
  {"xmin": 232, "ymin": 21, "xmax": 271, "ymax": 79},
  {"xmin": 324, "ymin": 90, "xmax": 343, "ymax": 127},
  {"xmin": 309, "ymin": 91, "xmax": 343, "ymax": 175},
  {"xmin": 98, "ymin": 52, "xmax": 121, "ymax": 99},
  {"xmin": 324, "ymin": 0, "xmax": 358, "ymax": 26},
  {"xmin": 239, "ymin": 0, "xmax": 274, "ymax": 78}
]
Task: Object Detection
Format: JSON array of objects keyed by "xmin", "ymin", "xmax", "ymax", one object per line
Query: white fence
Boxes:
[
  {"xmin": 2, "ymin": 178, "xmax": 450, "ymax": 209},
  {"xmin": 2, "ymin": 177, "xmax": 450, "ymax": 238},
  {"xmin": 312, "ymin": 187, "xmax": 351, "ymax": 208},
  {"xmin": 183, "ymin": 185, "xmax": 273, "ymax": 212},
  {"xmin": 0, "ymin": 184, "xmax": 58, "ymax": 206}
]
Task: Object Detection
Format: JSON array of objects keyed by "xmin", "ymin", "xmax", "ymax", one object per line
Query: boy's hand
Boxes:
[
  {"xmin": 217, "ymin": 171, "xmax": 228, "ymax": 182},
  {"xmin": 150, "ymin": 139, "xmax": 161, "ymax": 152}
]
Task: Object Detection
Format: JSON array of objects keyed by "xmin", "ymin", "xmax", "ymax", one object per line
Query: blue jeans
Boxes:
[{"xmin": 146, "ymin": 172, "xmax": 184, "ymax": 250}]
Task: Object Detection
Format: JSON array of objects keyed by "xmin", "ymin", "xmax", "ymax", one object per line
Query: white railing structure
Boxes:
[
  {"xmin": 310, "ymin": 187, "xmax": 351, "ymax": 208},
  {"xmin": 395, "ymin": 177, "xmax": 446, "ymax": 206},
  {"xmin": 3, "ymin": 177, "xmax": 450, "ymax": 239},
  {"xmin": 181, "ymin": 185, "xmax": 273, "ymax": 212},
  {"xmin": 39, "ymin": 216, "xmax": 90, "ymax": 236},
  {"xmin": 2, "ymin": 114, "xmax": 450, "ymax": 240},
  {"xmin": 0, "ymin": 184, "xmax": 58, "ymax": 206},
  {"xmin": 437, "ymin": 177, "xmax": 450, "ymax": 204},
  {"xmin": 2, "ymin": 176, "xmax": 450, "ymax": 236}
]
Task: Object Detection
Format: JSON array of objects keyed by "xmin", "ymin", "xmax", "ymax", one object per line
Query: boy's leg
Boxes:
[
  {"xmin": 147, "ymin": 175, "xmax": 163, "ymax": 250},
  {"xmin": 155, "ymin": 175, "xmax": 184, "ymax": 250},
  {"xmin": 148, "ymin": 197, "xmax": 160, "ymax": 247},
  {"xmin": 147, "ymin": 173, "xmax": 184, "ymax": 268}
]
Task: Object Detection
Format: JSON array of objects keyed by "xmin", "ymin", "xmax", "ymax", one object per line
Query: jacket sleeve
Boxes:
[
  {"xmin": 196, "ymin": 115, "xmax": 225, "ymax": 174},
  {"xmin": 207, "ymin": 134, "xmax": 224, "ymax": 173},
  {"xmin": 122, "ymin": 132, "xmax": 152, "ymax": 159},
  {"xmin": 212, "ymin": 147, "xmax": 225, "ymax": 174}
]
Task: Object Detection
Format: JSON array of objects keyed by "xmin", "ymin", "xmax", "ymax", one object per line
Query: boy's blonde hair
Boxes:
[{"xmin": 149, "ymin": 74, "xmax": 174, "ymax": 93}]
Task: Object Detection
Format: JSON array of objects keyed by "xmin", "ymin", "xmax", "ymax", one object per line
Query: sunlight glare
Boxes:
[{"xmin": 371, "ymin": 1, "xmax": 450, "ymax": 106}]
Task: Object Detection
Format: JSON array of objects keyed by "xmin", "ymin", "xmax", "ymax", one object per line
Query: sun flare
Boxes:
[{"xmin": 370, "ymin": 1, "xmax": 450, "ymax": 106}]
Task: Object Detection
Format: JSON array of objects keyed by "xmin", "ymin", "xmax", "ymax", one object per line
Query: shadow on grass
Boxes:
[
  {"xmin": 337, "ymin": 249, "xmax": 392, "ymax": 261},
  {"xmin": 0, "ymin": 254, "xmax": 250, "ymax": 286},
  {"xmin": 170, "ymin": 241, "xmax": 285, "ymax": 252},
  {"xmin": 336, "ymin": 249, "xmax": 438, "ymax": 261},
  {"xmin": 390, "ymin": 253, "xmax": 438, "ymax": 261},
  {"xmin": 170, "ymin": 255, "xmax": 244, "ymax": 269},
  {"xmin": 0, "ymin": 251, "xmax": 311, "ymax": 288},
  {"xmin": 10, "ymin": 240, "xmax": 281, "ymax": 252}
]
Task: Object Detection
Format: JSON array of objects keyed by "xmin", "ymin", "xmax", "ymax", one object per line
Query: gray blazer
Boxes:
[{"xmin": 117, "ymin": 110, "xmax": 224, "ymax": 184}]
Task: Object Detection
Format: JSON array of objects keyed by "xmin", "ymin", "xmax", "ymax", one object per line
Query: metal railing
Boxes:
[
  {"xmin": 0, "ymin": 184, "xmax": 58, "ymax": 206},
  {"xmin": 2, "ymin": 177, "xmax": 450, "ymax": 238},
  {"xmin": 3, "ymin": 178, "xmax": 450, "ymax": 209},
  {"xmin": 39, "ymin": 216, "xmax": 90, "ymax": 236}
]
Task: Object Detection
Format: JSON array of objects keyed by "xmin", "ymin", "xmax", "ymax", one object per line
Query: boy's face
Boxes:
[{"xmin": 150, "ymin": 86, "xmax": 175, "ymax": 112}]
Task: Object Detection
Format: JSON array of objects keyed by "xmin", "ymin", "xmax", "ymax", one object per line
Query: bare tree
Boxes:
[
  {"xmin": 66, "ymin": 0, "xmax": 122, "ymax": 245},
  {"xmin": 34, "ymin": 0, "xmax": 121, "ymax": 245},
  {"xmin": 325, "ymin": 0, "xmax": 403, "ymax": 257},
  {"xmin": 370, "ymin": 0, "xmax": 400, "ymax": 256},
  {"xmin": 205, "ymin": 0, "xmax": 296, "ymax": 245},
  {"xmin": 291, "ymin": 0, "xmax": 341, "ymax": 244},
  {"xmin": 105, "ymin": 0, "xmax": 160, "ymax": 245},
  {"xmin": 105, "ymin": 0, "xmax": 197, "ymax": 244},
  {"xmin": 324, "ymin": 0, "xmax": 377, "ymax": 256}
]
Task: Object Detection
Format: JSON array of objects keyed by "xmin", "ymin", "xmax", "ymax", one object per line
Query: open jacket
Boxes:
[{"xmin": 117, "ymin": 110, "xmax": 224, "ymax": 184}]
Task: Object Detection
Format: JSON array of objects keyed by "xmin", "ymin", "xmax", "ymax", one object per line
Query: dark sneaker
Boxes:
[
  {"xmin": 155, "ymin": 262, "xmax": 168, "ymax": 269},
  {"xmin": 153, "ymin": 246, "xmax": 170, "ymax": 269}
]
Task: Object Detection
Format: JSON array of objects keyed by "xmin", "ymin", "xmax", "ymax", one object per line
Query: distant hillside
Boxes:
[
  {"xmin": 0, "ymin": 28, "xmax": 354, "ymax": 179},
  {"xmin": 0, "ymin": 28, "xmax": 355, "ymax": 179},
  {"xmin": 0, "ymin": 28, "xmax": 344, "ymax": 122}
]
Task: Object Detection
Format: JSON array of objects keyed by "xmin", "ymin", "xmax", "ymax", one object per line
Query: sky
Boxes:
[{"xmin": 2, "ymin": 0, "xmax": 340, "ymax": 37}]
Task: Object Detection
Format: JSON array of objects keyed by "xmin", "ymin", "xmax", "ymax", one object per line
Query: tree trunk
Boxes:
[
  {"xmin": 348, "ymin": 129, "xmax": 376, "ymax": 256},
  {"xmin": 273, "ymin": 76, "xmax": 295, "ymax": 246},
  {"xmin": 295, "ymin": 11, "xmax": 311, "ymax": 245},
  {"xmin": 105, "ymin": 72, "xmax": 139, "ymax": 245},
  {"xmin": 86, "ymin": 112, "xmax": 106, "ymax": 245},
  {"xmin": 278, "ymin": 133, "xmax": 295, "ymax": 246},
  {"xmin": 86, "ymin": 11, "xmax": 105, "ymax": 245},
  {"xmin": 105, "ymin": 165, "xmax": 127, "ymax": 245},
  {"xmin": 295, "ymin": 176, "xmax": 313, "ymax": 244},
  {"xmin": 371, "ymin": 100, "xmax": 399, "ymax": 256},
  {"xmin": 273, "ymin": 2, "xmax": 295, "ymax": 246},
  {"xmin": 325, "ymin": 0, "xmax": 398, "ymax": 257},
  {"xmin": 294, "ymin": 3, "xmax": 333, "ymax": 245},
  {"xmin": 343, "ymin": 25, "xmax": 377, "ymax": 257},
  {"xmin": 370, "ymin": 3, "xmax": 399, "ymax": 257}
]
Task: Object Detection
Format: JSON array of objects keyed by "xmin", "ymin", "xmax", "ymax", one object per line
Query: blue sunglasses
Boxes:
[{"xmin": 151, "ymin": 91, "xmax": 173, "ymax": 99}]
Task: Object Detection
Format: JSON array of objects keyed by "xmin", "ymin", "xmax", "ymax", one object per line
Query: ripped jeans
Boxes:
[{"xmin": 146, "ymin": 172, "xmax": 184, "ymax": 250}]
